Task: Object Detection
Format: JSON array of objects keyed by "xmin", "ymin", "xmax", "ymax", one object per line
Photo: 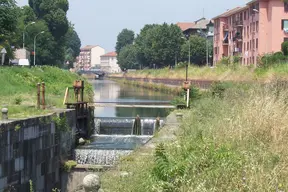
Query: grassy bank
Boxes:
[
  {"xmin": 0, "ymin": 66, "xmax": 93, "ymax": 118},
  {"xmin": 101, "ymin": 81, "xmax": 288, "ymax": 191},
  {"xmin": 111, "ymin": 78, "xmax": 182, "ymax": 95},
  {"xmin": 110, "ymin": 64, "xmax": 288, "ymax": 82}
]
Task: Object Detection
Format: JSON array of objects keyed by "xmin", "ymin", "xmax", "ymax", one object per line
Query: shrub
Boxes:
[
  {"xmin": 13, "ymin": 96, "xmax": 22, "ymax": 105},
  {"xmin": 282, "ymin": 41, "xmax": 288, "ymax": 56},
  {"xmin": 62, "ymin": 160, "xmax": 77, "ymax": 172}
]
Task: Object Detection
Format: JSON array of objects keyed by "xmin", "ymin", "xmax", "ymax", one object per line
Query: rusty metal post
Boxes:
[
  {"xmin": 37, "ymin": 83, "xmax": 41, "ymax": 109},
  {"xmin": 41, "ymin": 82, "xmax": 46, "ymax": 110},
  {"xmin": 81, "ymin": 80, "xmax": 84, "ymax": 102}
]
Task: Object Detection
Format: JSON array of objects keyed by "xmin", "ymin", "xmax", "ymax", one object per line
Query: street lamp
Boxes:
[
  {"xmin": 197, "ymin": 30, "xmax": 209, "ymax": 67},
  {"xmin": 23, "ymin": 22, "xmax": 36, "ymax": 49},
  {"xmin": 181, "ymin": 36, "xmax": 190, "ymax": 81},
  {"xmin": 253, "ymin": 9, "xmax": 268, "ymax": 66},
  {"xmin": 34, "ymin": 31, "xmax": 45, "ymax": 66}
]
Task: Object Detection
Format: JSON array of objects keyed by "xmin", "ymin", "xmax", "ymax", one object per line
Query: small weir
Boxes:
[
  {"xmin": 73, "ymin": 80, "xmax": 171, "ymax": 167},
  {"xmin": 74, "ymin": 117, "xmax": 164, "ymax": 165}
]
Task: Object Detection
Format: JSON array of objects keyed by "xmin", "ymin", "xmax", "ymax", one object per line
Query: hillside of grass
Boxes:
[
  {"xmin": 101, "ymin": 81, "xmax": 288, "ymax": 191},
  {"xmin": 0, "ymin": 66, "xmax": 93, "ymax": 118},
  {"xmin": 110, "ymin": 64, "xmax": 288, "ymax": 82}
]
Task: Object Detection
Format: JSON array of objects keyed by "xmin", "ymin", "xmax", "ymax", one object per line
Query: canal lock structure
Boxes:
[{"xmin": 73, "ymin": 80, "xmax": 172, "ymax": 166}]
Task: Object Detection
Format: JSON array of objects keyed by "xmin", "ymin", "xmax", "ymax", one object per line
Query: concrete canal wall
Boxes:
[{"xmin": 0, "ymin": 110, "xmax": 76, "ymax": 192}]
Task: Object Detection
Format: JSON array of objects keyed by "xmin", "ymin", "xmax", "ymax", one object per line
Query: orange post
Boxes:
[
  {"xmin": 41, "ymin": 82, "xmax": 46, "ymax": 110},
  {"xmin": 37, "ymin": 83, "xmax": 41, "ymax": 109}
]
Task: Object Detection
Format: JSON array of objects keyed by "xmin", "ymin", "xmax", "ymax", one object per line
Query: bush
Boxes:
[
  {"xmin": 260, "ymin": 52, "xmax": 287, "ymax": 68},
  {"xmin": 62, "ymin": 160, "xmax": 77, "ymax": 172},
  {"xmin": 282, "ymin": 41, "xmax": 288, "ymax": 56}
]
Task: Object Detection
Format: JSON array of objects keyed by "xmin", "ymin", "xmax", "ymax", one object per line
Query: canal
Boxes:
[{"xmin": 92, "ymin": 79, "xmax": 173, "ymax": 118}]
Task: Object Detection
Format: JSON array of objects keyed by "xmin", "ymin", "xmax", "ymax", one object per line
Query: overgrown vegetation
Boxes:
[
  {"xmin": 62, "ymin": 160, "xmax": 77, "ymax": 172},
  {"xmin": 113, "ymin": 79, "xmax": 182, "ymax": 95},
  {"xmin": 101, "ymin": 80, "xmax": 288, "ymax": 191},
  {"xmin": 0, "ymin": 66, "xmax": 93, "ymax": 118}
]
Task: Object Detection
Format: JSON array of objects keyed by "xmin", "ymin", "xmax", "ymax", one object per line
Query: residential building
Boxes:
[
  {"xmin": 77, "ymin": 45, "xmax": 105, "ymax": 70},
  {"xmin": 213, "ymin": 0, "xmax": 288, "ymax": 66},
  {"xmin": 100, "ymin": 52, "xmax": 121, "ymax": 73},
  {"xmin": 177, "ymin": 18, "xmax": 211, "ymax": 37}
]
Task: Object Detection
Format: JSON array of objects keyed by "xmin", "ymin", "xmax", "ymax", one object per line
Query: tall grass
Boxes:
[
  {"xmin": 110, "ymin": 64, "xmax": 288, "ymax": 82},
  {"xmin": 101, "ymin": 81, "xmax": 288, "ymax": 191},
  {"xmin": 0, "ymin": 66, "xmax": 93, "ymax": 118}
]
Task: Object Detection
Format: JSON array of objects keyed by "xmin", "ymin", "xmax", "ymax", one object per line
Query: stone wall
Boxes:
[{"xmin": 0, "ymin": 110, "xmax": 76, "ymax": 192}]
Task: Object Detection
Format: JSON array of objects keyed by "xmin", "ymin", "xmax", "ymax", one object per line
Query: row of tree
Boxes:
[
  {"xmin": 0, "ymin": 0, "xmax": 81, "ymax": 67},
  {"xmin": 115, "ymin": 23, "xmax": 213, "ymax": 70}
]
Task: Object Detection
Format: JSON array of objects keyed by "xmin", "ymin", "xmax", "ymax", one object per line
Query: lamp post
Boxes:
[
  {"xmin": 34, "ymin": 31, "xmax": 45, "ymax": 66},
  {"xmin": 181, "ymin": 36, "xmax": 190, "ymax": 81},
  {"xmin": 23, "ymin": 22, "xmax": 36, "ymax": 49},
  {"xmin": 253, "ymin": 9, "xmax": 268, "ymax": 66}
]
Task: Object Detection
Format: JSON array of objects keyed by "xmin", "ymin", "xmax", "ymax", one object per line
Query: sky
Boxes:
[{"xmin": 16, "ymin": 0, "xmax": 249, "ymax": 52}]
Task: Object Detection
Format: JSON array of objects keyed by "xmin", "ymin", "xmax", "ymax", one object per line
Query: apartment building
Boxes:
[
  {"xmin": 100, "ymin": 52, "xmax": 121, "ymax": 73},
  {"xmin": 177, "ymin": 18, "xmax": 211, "ymax": 37},
  {"xmin": 213, "ymin": 0, "xmax": 288, "ymax": 65},
  {"xmin": 77, "ymin": 45, "xmax": 105, "ymax": 70}
]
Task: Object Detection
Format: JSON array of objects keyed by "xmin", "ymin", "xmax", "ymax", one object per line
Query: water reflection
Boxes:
[{"xmin": 91, "ymin": 80, "xmax": 173, "ymax": 118}]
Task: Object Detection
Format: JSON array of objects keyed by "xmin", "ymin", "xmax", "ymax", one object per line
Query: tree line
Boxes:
[
  {"xmin": 115, "ymin": 23, "xmax": 213, "ymax": 70},
  {"xmin": 0, "ymin": 0, "xmax": 81, "ymax": 67}
]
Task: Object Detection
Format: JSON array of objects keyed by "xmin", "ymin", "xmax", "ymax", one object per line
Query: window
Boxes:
[
  {"xmin": 256, "ymin": 38, "xmax": 258, "ymax": 49},
  {"xmin": 244, "ymin": 42, "xmax": 246, "ymax": 51},
  {"xmin": 256, "ymin": 21, "xmax": 259, "ymax": 32},
  {"xmin": 214, "ymin": 47, "xmax": 217, "ymax": 55},
  {"xmin": 282, "ymin": 20, "xmax": 288, "ymax": 30},
  {"xmin": 285, "ymin": 2, "xmax": 288, "ymax": 12},
  {"xmin": 244, "ymin": 12, "xmax": 247, "ymax": 20},
  {"xmin": 284, "ymin": 37, "xmax": 288, "ymax": 42},
  {"xmin": 247, "ymin": 42, "xmax": 249, "ymax": 50}
]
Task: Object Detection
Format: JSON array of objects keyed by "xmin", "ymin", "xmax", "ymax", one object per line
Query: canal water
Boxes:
[
  {"xmin": 92, "ymin": 79, "xmax": 173, "ymax": 118},
  {"xmin": 75, "ymin": 79, "xmax": 174, "ymax": 165}
]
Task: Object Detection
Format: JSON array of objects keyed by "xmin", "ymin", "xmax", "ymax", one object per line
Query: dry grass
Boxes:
[
  {"xmin": 110, "ymin": 64, "xmax": 288, "ymax": 82},
  {"xmin": 100, "ymin": 81, "xmax": 288, "ymax": 191}
]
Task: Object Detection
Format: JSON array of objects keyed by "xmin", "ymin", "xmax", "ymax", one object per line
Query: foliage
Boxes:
[
  {"xmin": 52, "ymin": 115, "xmax": 70, "ymax": 132},
  {"xmin": 259, "ymin": 52, "xmax": 287, "ymax": 68},
  {"xmin": 117, "ymin": 44, "xmax": 139, "ymax": 69},
  {"xmin": 135, "ymin": 23, "xmax": 183, "ymax": 68},
  {"xmin": 0, "ymin": 0, "xmax": 18, "ymax": 36},
  {"xmin": 115, "ymin": 28, "xmax": 134, "ymax": 54},
  {"xmin": 62, "ymin": 160, "xmax": 77, "ymax": 172},
  {"xmin": 14, "ymin": 124, "xmax": 21, "ymax": 132},
  {"xmin": 181, "ymin": 35, "xmax": 207, "ymax": 65},
  {"xmin": 281, "ymin": 41, "xmax": 288, "ymax": 56},
  {"xmin": 29, "ymin": 180, "xmax": 34, "ymax": 192}
]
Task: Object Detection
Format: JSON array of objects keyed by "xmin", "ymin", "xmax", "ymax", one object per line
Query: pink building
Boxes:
[{"xmin": 213, "ymin": 0, "xmax": 288, "ymax": 66}]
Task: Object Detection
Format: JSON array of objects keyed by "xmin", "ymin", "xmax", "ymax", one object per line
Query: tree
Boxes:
[
  {"xmin": 64, "ymin": 24, "xmax": 81, "ymax": 58},
  {"xmin": 135, "ymin": 23, "xmax": 183, "ymax": 68},
  {"xmin": 181, "ymin": 35, "xmax": 207, "ymax": 65},
  {"xmin": 117, "ymin": 44, "xmax": 139, "ymax": 70},
  {"xmin": 115, "ymin": 29, "xmax": 134, "ymax": 54},
  {"xmin": 63, "ymin": 24, "xmax": 81, "ymax": 68},
  {"xmin": 28, "ymin": 0, "xmax": 71, "ymax": 66},
  {"xmin": 0, "ymin": 0, "xmax": 18, "ymax": 36}
]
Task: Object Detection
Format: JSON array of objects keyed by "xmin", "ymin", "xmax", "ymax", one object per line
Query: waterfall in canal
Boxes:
[{"xmin": 74, "ymin": 118, "xmax": 165, "ymax": 165}]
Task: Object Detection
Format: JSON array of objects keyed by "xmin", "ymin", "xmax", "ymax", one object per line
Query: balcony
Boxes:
[
  {"xmin": 223, "ymin": 25, "xmax": 229, "ymax": 31},
  {"xmin": 235, "ymin": 20, "xmax": 243, "ymax": 27},
  {"xmin": 223, "ymin": 39, "xmax": 229, "ymax": 45}
]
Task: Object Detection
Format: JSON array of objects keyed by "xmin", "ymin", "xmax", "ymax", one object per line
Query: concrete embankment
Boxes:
[
  {"xmin": 108, "ymin": 75, "xmax": 214, "ymax": 89},
  {"xmin": 0, "ymin": 109, "xmax": 76, "ymax": 191}
]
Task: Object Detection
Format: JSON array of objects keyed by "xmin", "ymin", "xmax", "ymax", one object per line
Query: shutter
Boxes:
[{"xmin": 282, "ymin": 20, "xmax": 284, "ymax": 30}]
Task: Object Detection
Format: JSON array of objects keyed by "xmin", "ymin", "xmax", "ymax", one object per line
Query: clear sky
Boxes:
[{"xmin": 16, "ymin": 0, "xmax": 249, "ymax": 52}]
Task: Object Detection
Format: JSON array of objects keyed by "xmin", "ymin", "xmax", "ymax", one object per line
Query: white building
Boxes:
[
  {"xmin": 77, "ymin": 45, "xmax": 105, "ymax": 70},
  {"xmin": 100, "ymin": 52, "xmax": 121, "ymax": 73}
]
